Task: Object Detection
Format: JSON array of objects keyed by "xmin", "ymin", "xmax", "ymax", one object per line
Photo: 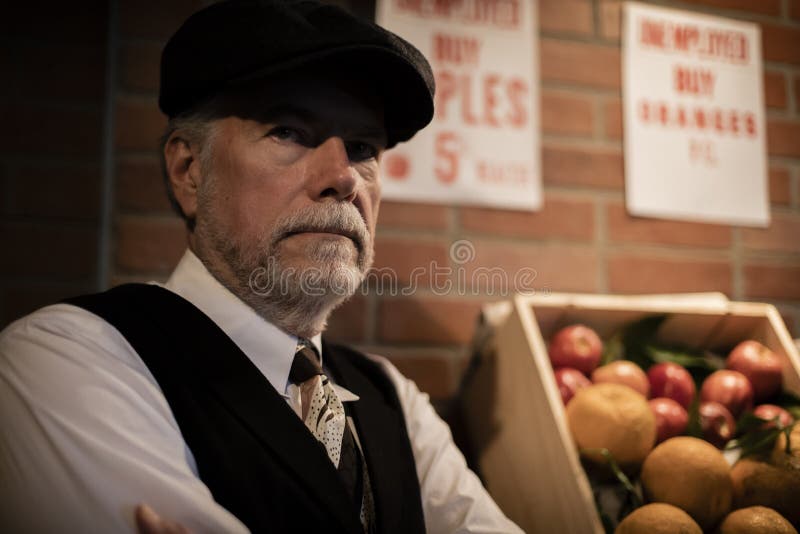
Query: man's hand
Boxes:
[{"xmin": 135, "ymin": 504, "xmax": 191, "ymax": 534}]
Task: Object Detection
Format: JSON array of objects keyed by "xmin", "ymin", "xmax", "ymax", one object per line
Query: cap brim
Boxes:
[{"xmin": 226, "ymin": 45, "xmax": 433, "ymax": 148}]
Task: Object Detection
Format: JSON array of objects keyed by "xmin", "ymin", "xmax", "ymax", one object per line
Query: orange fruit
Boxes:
[
  {"xmin": 566, "ymin": 383, "xmax": 656, "ymax": 467},
  {"xmin": 640, "ymin": 436, "xmax": 732, "ymax": 531},
  {"xmin": 718, "ymin": 506, "xmax": 797, "ymax": 534},
  {"xmin": 731, "ymin": 458, "xmax": 800, "ymax": 528},
  {"xmin": 614, "ymin": 503, "xmax": 701, "ymax": 534}
]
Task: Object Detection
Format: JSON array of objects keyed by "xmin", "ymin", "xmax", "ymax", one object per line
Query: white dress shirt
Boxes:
[{"xmin": 0, "ymin": 250, "xmax": 522, "ymax": 534}]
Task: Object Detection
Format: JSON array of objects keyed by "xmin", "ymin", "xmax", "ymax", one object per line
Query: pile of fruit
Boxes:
[{"xmin": 548, "ymin": 320, "xmax": 800, "ymax": 533}]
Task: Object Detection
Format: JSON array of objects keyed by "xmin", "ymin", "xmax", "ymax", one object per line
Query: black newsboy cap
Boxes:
[{"xmin": 159, "ymin": 0, "xmax": 435, "ymax": 147}]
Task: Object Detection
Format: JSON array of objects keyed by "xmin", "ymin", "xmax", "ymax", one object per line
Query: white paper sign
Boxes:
[
  {"xmin": 377, "ymin": 0, "xmax": 541, "ymax": 211},
  {"xmin": 623, "ymin": 2, "xmax": 769, "ymax": 226}
]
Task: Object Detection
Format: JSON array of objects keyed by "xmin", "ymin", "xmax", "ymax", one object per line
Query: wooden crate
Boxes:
[{"xmin": 460, "ymin": 293, "xmax": 800, "ymax": 534}]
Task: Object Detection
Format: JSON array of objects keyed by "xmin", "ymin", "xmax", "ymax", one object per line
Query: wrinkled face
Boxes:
[{"xmin": 186, "ymin": 72, "xmax": 386, "ymax": 335}]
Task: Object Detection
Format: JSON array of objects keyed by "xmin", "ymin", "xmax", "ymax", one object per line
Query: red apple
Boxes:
[
  {"xmin": 647, "ymin": 362, "xmax": 696, "ymax": 409},
  {"xmin": 699, "ymin": 401, "xmax": 736, "ymax": 448},
  {"xmin": 548, "ymin": 325, "xmax": 603, "ymax": 375},
  {"xmin": 700, "ymin": 369, "xmax": 754, "ymax": 418},
  {"xmin": 592, "ymin": 360, "xmax": 650, "ymax": 397},
  {"xmin": 649, "ymin": 397, "xmax": 689, "ymax": 443},
  {"xmin": 726, "ymin": 340, "xmax": 783, "ymax": 402},
  {"xmin": 753, "ymin": 404, "xmax": 794, "ymax": 429},
  {"xmin": 554, "ymin": 367, "xmax": 591, "ymax": 405}
]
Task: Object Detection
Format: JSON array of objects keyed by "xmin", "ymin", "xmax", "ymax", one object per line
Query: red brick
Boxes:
[
  {"xmin": 599, "ymin": 0, "xmax": 621, "ymax": 41},
  {"xmin": 541, "ymin": 91, "xmax": 594, "ymax": 136},
  {"xmin": 541, "ymin": 39, "xmax": 621, "ymax": 90},
  {"xmin": 466, "ymin": 241, "xmax": 598, "ymax": 293},
  {"xmin": 377, "ymin": 201, "xmax": 449, "ymax": 231},
  {"xmin": 371, "ymin": 237, "xmax": 449, "ymax": 287},
  {"xmin": 769, "ymin": 167, "xmax": 791, "ymax": 206},
  {"xmin": 0, "ymin": 222, "xmax": 97, "ymax": 278},
  {"xmin": 542, "ymin": 144, "xmax": 624, "ymax": 189},
  {"xmin": 119, "ymin": 42, "xmax": 161, "ymax": 94},
  {"xmin": 608, "ymin": 255, "xmax": 732, "ymax": 295},
  {"xmin": 325, "ymin": 296, "xmax": 366, "ymax": 343},
  {"xmin": 794, "ymin": 75, "xmax": 800, "ymax": 113},
  {"xmin": 0, "ymin": 105, "xmax": 102, "ymax": 157},
  {"xmin": 604, "ymin": 97, "xmax": 622, "ymax": 139},
  {"xmin": 767, "ymin": 120, "xmax": 800, "ymax": 158},
  {"xmin": 115, "ymin": 97, "xmax": 167, "ymax": 152},
  {"xmin": 762, "ymin": 23, "xmax": 800, "ymax": 66},
  {"xmin": 742, "ymin": 213, "xmax": 800, "ymax": 253},
  {"xmin": 539, "ymin": 0, "xmax": 593, "ymax": 35},
  {"xmin": 744, "ymin": 263, "xmax": 800, "ymax": 300},
  {"xmin": 378, "ymin": 297, "xmax": 482, "ymax": 345},
  {"xmin": 6, "ymin": 164, "xmax": 102, "ymax": 220},
  {"xmin": 14, "ymin": 44, "xmax": 105, "ymax": 101},
  {"xmin": 460, "ymin": 197, "xmax": 594, "ymax": 241},
  {"xmin": 118, "ymin": 0, "xmax": 204, "ymax": 40},
  {"xmin": 607, "ymin": 203, "xmax": 731, "ymax": 248},
  {"xmin": 1, "ymin": 283, "xmax": 94, "ymax": 328},
  {"xmin": 115, "ymin": 216, "xmax": 186, "ymax": 273},
  {"xmin": 764, "ymin": 71, "xmax": 787, "ymax": 109},
  {"xmin": 680, "ymin": 0, "xmax": 781, "ymax": 15},
  {"xmin": 116, "ymin": 158, "xmax": 174, "ymax": 213},
  {"xmin": 378, "ymin": 348, "xmax": 457, "ymax": 400}
]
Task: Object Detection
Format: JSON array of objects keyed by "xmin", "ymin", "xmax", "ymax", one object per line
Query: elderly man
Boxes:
[{"xmin": 0, "ymin": 1, "xmax": 522, "ymax": 533}]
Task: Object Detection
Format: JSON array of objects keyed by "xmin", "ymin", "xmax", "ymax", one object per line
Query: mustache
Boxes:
[{"xmin": 272, "ymin": 203, "xmax": 370, "ymax": 252}]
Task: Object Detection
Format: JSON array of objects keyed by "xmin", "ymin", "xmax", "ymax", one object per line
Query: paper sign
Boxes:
[
  {"xmin": 623, "ymin": 2, "xmax": 769, "ymax": 226},
  {"xmin": 377, "ymin": 0, "xmax": 541, "ymax": 211}
]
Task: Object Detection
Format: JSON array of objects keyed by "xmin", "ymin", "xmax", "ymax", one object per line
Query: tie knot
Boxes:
[{"xmin": 289, "ymin": 341, "xmax": 322, "ymax": 384}]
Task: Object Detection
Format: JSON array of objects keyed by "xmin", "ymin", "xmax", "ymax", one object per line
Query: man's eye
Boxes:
[
  {"xmin": 268, "ymin": 126, "xmax": 303, "ymax": 143},
  {"xmin": 346, "ymin": 141, "xmax": 378, "ymax": 162}
]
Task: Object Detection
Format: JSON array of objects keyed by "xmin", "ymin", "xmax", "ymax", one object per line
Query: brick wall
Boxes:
[
  {"xmin": 4, "ymin": 0, "xmax": 799, "ymax": 414},
  {"xmin": 0, "ymin": 1, "xmax": 108, "ymax": 326}
]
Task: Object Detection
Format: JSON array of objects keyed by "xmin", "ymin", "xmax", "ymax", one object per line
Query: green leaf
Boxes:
[
  {"xmin": 600, "ymin": 332, "xmax": 624, "ymax": 366},
  {"xmin": 686, "ymin": 398, "xmax": 703, "ymax": 439},
  {"xmin": 726, "ymin": 413, "xmax": 795, "ymax": 459},
  {"xmin": 646, "ymin": 346, "xmax": 712, "ymax": 369},
  {"xmin": 621, "ymin": 315, "xmax": 668, "ymax": 347},
  {"xmin": 616, "ymin": 315, "xmax": 668, "ymax": 371},
  {"xmin": 735, "ymin": 412, "xmax": 773, "ymax": 435}
]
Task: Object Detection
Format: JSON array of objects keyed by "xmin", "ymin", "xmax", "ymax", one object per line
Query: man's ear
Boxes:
[{"xmin": 164, "ymin": 132, "xmax": 204, "ymax": 221}]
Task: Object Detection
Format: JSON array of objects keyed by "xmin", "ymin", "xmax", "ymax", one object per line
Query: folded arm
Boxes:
[{"xmin": 0, "ymin": 305, "xmax": 248, "ymax": 533}]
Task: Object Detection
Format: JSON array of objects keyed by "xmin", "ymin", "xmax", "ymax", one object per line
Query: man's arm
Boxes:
[
  {"xmin": 371, "ymin": 355, "xmax": 524, "ymax": 534},
  {"xmin": 0, "ymin": 305, "xmax": 248, "ymax": 533}
]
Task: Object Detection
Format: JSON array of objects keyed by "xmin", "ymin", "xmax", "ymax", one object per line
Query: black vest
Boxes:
[{"xmin": 66, "ymin": 284, "xmax": 425, "ymax": 534}]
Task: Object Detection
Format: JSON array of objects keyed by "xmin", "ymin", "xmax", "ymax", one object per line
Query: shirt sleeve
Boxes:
[
  {"xmin": 369, "ymin": 355, "xmax": 524, "ymax": 534},
  {"xmin": 0, "ymin": 304, "xmax": 249, "ymax": 534}
]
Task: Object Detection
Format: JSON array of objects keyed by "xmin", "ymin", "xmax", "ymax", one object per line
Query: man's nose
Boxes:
[{"xmin": 309, "ymin": 136, "xmax": 358, "ymax": 202}]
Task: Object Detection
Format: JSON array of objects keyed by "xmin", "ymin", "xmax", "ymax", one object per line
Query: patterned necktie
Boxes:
[{"xmin": 289, "ymin": 341, "xmax": 373, "ymax": 531}]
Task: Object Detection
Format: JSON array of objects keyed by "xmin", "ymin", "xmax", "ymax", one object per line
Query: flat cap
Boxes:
[{"xmin": 159, "ymin": 0, "xmax": 435, "ymax": 147}]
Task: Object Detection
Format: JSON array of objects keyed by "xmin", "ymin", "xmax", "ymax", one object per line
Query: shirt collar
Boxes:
[{"xmin": 161, "ymin": 249, "xmax": 323, "ymax": 399}]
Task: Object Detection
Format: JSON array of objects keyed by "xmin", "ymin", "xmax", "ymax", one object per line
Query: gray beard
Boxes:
[{"xmin": 195, "ymin": 196, "xmax": 373, "ymax": 339}]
